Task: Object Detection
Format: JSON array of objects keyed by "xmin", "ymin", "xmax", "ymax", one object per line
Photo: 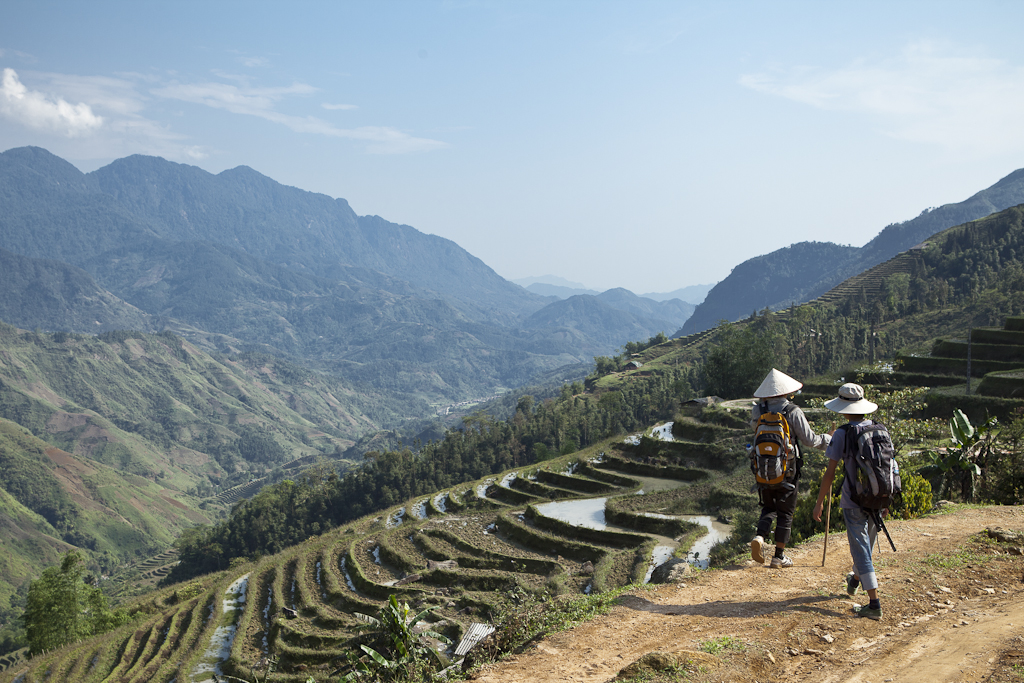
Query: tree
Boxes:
[
  {"xmin": 700, "ymin": 321, "xmax": 780, "ymax": 399},
  {"xmin": 22, "ymin": 551, "xmax": 128, "ymax": 655}
]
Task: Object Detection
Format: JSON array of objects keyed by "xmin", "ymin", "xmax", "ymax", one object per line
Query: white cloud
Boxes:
[
  {"xmin": 0, "ymin": 66, "xmax": 445, "ymax": 158},
  {"xmin": 0, "ymin": 68, "xmax": 103, "ymax": 136},
  {"xmin": 0, "ymin": 68, "xmax": 208, "ymax": 162},
  {"xmin": 154, "ymin": 80, "xmax": 446, "ymax": 154},
  {"xmin": 739, "ymin": 42, "xmax": 1024, "ymax": 153},
  {"xmin": 322, "ymin": 102, "xmax": 358, "ymax": 110}
]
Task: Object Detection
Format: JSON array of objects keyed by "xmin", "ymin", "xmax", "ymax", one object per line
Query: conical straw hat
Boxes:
[{"xmin": 753, "ymin": 368, "xmax": 803, "ymax": 398}]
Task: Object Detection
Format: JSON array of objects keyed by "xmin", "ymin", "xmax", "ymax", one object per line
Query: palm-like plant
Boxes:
[
  {"xmin": 921, "ymin": 409, "xmax": 999, "ymax": 501},
  {"xmin": 344, "ymin": 595, "xmax": 451, "ymax": 681}
]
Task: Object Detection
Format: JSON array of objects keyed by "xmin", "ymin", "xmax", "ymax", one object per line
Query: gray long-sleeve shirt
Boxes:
[{"xmin": 749, "ymin": 397, "xmax": 831, "ymax": 451}]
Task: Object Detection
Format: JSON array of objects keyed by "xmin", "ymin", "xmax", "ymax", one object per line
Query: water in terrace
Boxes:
[
  {"xmin": 192, "ymin": 573, "xmax": 249, "ymax": 681},
  {"xmin": 533, "ymin": 473, "xmax": 731, "ymax": 574}
]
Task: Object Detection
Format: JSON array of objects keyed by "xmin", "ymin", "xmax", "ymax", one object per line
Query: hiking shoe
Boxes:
[
  {"xmin": 846, "ymin": 572, "xmax": 860, "ymax": 596},
  {"xmin": 750, "ymin": 536, "xmax": 765, "ymax": 564},
  {"xmin": 769, "ymin": 554, "xmax": 793, "ymax": 569},
  {"xmin": 853, "ymin": 604, "xmax": 882, "ymax": 620}
]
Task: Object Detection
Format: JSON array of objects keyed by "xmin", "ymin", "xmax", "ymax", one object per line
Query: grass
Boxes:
[
  {"xmin": 616, "ymin": 665, "xmax": 692, "ymax": 683},
  {"xmin": 918, "ymin": 545, "xmax": 996, "ymax": 570},
  {"xmin": 697, "ymin": 636, "xmax": 746, "ymax": 655},
  {"xmin": 474, "ymin": 582, "xmax": 644, "ymax": 665}
]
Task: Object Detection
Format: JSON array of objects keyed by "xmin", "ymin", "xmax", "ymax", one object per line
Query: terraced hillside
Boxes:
[
  {"xmin": 0, "ymin": 409, "xmax": 751, "ymax": 682},
  {"xmin": 812, "ymin": 247, "xmax": 922, "ymax": 307},
  {"xmin": 843, "ymin": 316, "xmax": 1024, "ymax": 421}
]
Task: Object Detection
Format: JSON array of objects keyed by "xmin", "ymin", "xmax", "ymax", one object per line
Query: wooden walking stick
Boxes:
[{"xmin": 822, "ymin": 496, "xmax": 830, "ymax": 567}]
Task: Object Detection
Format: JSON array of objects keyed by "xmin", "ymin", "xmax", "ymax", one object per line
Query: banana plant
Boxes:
[
  {"xmin": 344, "ymin": 594, "xmax": 451, "ymax": 681},
  {"xmin": 920, "ymin": 409, "xmax": 998, "ymax": 502}
]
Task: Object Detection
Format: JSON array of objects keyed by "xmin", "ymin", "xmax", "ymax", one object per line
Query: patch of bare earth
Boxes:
[{"xmin": 470, "ymin": 506, "xmax": 1024, "ymax": 683}]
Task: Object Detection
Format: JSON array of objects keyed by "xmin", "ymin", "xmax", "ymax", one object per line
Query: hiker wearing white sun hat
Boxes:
[
  {"xmin": 748, "ymin": 369, "xmax": 832, "ymax": 569},
  {"xmin": 823, "ymin": 382, "xmax": 878, "ymax": 414},
  {"xmin": 813, "ymin": 383, "xmax": 891, "ymax": 620}
]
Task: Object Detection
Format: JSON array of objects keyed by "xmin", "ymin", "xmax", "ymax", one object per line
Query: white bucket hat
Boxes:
[
  {"xmin": 753, "ymin": 369, "xmax": 803, "ymax": 398},
  {"xmin": 824, "ymin": 383, "xmax": 878, "ymax": 415}
]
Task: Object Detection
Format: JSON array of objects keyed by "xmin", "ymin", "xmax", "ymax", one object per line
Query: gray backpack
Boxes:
[{"xmin": 842, "ymin": 421, "xmax": 901, "ymax": 510}]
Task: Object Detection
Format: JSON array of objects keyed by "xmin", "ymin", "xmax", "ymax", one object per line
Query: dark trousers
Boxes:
[{"xmin": 756, "ymin": 486, "xmax": 798, "ymax": 546}]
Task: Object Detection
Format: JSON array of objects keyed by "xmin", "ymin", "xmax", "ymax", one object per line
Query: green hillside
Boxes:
[{"xmin": 0, "ymin": 323, "xmax": 412, "ymax": 636}]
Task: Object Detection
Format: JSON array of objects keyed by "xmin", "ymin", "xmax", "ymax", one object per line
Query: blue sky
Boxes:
[{"xmin": 3, "ymin": 1, "xmax": 1024, "ymax": 294}]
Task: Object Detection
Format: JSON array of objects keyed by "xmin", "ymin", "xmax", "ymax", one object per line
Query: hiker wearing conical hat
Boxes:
[{"xmin": 749, "ymin": 369, "xmax": 832, "ymax": 569}]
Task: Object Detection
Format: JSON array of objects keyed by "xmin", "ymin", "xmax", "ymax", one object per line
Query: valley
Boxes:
[{"xmin": 1, "ymin": 145, "xmax": 1024, "ymax": 681}]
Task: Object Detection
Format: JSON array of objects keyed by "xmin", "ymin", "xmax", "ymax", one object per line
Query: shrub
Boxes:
[{"xmin": 893, "ymin": 471, "xmax": 933, "ymax": 519}]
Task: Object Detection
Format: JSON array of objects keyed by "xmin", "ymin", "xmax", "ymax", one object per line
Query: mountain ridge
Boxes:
[{"xmin": 681, "ymin": 167, "xmax": 1024, "ymax": 334}]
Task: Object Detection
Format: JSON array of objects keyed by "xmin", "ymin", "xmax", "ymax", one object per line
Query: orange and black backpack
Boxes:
[{"xmin": 751, "ymin": 402, "xmax": 799, "ymax": 491}]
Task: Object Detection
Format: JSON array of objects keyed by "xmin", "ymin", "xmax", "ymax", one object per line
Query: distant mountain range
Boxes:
[
  {"xmin": 512, "ymin": 276, "xmax": 714, "ymax": 305},
  {"xmin": 681, "ymin": 168, "xmax": 1024, "ymax": 335},
  {"xmin": 0, "ymin": 147, "xmax": 694, "ymax": 409}
]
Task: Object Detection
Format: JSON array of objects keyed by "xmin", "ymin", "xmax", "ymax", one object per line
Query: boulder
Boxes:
[
  {"xmin": 394, "ymin": 573, "xmax": 422, "ymax": 586},
  {"xmin": 649, "ymin": 559, "xmax": 692, "ymax": 584},
  {"xmin": 986, "ymin": 526, "xmax": 1024, "ymax": 545}
]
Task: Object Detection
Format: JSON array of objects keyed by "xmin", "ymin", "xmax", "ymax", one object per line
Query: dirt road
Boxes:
[{"xmin": 471, "ymin": 506, "xmax": 1024, "ymax": 683}]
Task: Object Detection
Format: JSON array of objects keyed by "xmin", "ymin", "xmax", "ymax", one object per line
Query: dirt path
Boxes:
[{"xmin": 471, "ymin": 506, "xmax": 1024, "ymax": 683}]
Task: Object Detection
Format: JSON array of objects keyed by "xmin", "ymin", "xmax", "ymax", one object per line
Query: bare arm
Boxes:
[{"xmin": 812, "ymin": 459, "xmax": 840, "ymax": 522}]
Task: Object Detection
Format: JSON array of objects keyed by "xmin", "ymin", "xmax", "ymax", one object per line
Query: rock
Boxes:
[
  {"xmin": 820, "ymin": 633, "xmax": 835, "ymax": 644},
  {"xmin": 766, "ymin": 651, "xmax": 775, "ymax": 664},
  {"xmin": 427, "ymin": 560, "xmax": 459, "ymax": 571},
  {"xmin": 394, "ymin": 573, "xmax": 422, "ymax": 586},
  {"xmin": 803, "ymin": 648, "xmax": 824, "ymax": 656},
  {"xmin": 1010, "ymin": 547, "xmax": 1024, "ymax": 556},
  {"xmin": 937, "ymin": 586, "xmax": 952, "ymax": 593},
  {"xmin": 986, "ymin": 527, "xmax": 1024, "ymax": 545},
  {"xmin": 579, "ymin": 561, "xmax": 595, "ymax": 575},
  {"xmin": 649, "ymin": 559, "xmax": 692, "ymax": 584},
  {"xmin": 282, "ymin": 607, "xmax": 298, "ymax": 619}
]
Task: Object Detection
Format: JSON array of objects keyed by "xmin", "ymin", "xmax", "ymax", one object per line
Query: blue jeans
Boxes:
[{"xmin": 843, "ymin": 507, "xmax": 879, "ymax": 591}]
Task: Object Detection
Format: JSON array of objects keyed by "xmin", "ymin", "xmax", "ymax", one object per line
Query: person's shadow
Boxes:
[{"xmin": 614, "ymin": 592, "xmax": 845, "ymax": 619}]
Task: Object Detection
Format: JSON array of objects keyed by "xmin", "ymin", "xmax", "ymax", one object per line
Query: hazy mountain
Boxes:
[
  {"xmin": 522, "ymin": 282, "xmax": 600, "ymax": 299},
  {"xmin": 681, "ymin": 168, "xmax": 1024, "ymax": 335},
  {"xmin": 641, "ymin": 283, "xmax": 715, "ymax": 305},
  {"xmin": 0, "ymin": 248, "xmax": 155, "ymax": 333},
  {"xmin": 515, "ymin": 276, "xmax": 713, "ymax": 306},
  {"xmin": 522, "ymin": 294, "xmax": 683, "ymax": 353},
  {"xmin": 596, "ymin": 288, "xmax": 694, "ymax": 324},
  {"xmin": 0, "ymin": 146, "xmax": 664, "ymax": 405},
  {"xmin": 512, "ymin": 275, "xmax": 591, "ymax": 289},
  {"xmin": 680, "ymin": 242, "xmax": 859, "ymax": 334}
]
